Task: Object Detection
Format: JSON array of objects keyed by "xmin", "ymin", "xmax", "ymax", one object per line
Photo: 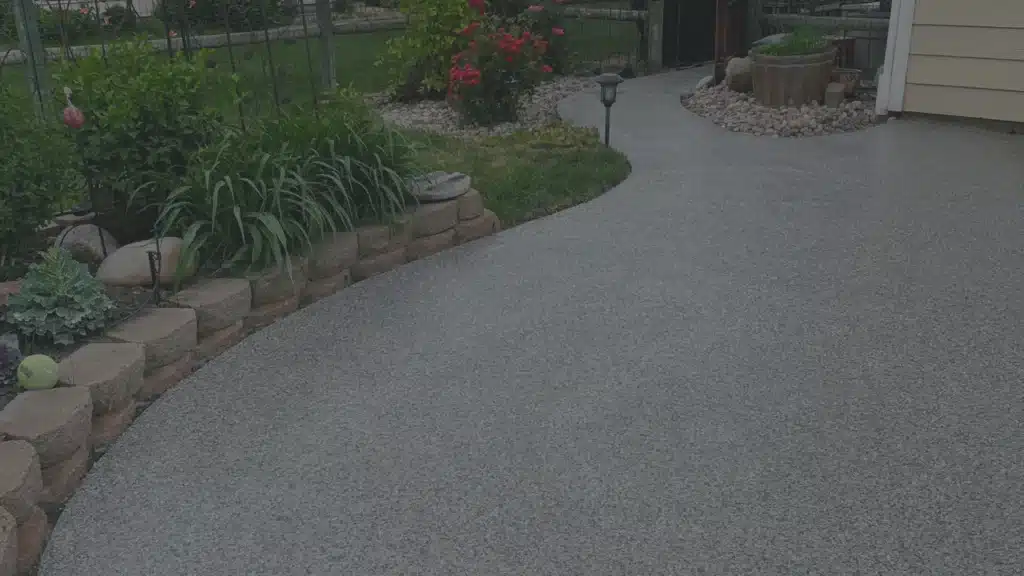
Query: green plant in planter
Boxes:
[
  {"xmin": 755, "ymin": 26, "xmax": 829, "ymax": 56},
  {"xmin": 4, "ymin": 248, "xmax": 115, "ymax": 348},
  {"xmin": 56, "ymin": 39, "xmax": 220, "ymax": 244}
]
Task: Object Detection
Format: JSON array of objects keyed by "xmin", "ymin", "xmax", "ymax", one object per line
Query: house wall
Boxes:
[{"xmin": 902, "ymin": 0, "xmax": 1024, "ymax": 122}]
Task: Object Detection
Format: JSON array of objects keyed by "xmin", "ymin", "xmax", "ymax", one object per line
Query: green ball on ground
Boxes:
[{"xmin": 17, "ymin": 354, "xmax": 59, "ymax": 391}]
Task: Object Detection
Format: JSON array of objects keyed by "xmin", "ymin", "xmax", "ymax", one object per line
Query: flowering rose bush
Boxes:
[
  {"xmin": 520, "ymin": 1, "xmax": 570, "ymax": 73},
  {"xmin": 448, "ymin": 19, "xmax": 552, "ymax": 125}
]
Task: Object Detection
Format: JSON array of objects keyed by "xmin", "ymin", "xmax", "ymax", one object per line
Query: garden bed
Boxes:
[
  {"xmin": 372, "ymin": 76, "xmax": 593, "ymax": 138},
  {"xmin": 0, "ymin": 184, "xmax": 500, "ymax": 575},
  {"xmin": 682, "ymin": 83, "xmax": 877, "ymax": 138}
]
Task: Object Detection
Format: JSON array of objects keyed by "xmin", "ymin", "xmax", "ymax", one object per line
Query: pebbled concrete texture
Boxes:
[{"xmin": 41, "ymin": 69, "xmax": 1024, "ymax": 575}]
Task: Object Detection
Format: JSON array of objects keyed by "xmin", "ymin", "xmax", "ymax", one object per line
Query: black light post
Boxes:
[{"xmin": 596, "ymin": 73, "xmax": 623, "ymax": 146}]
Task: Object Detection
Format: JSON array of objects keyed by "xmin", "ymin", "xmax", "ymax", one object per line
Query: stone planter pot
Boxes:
[{"xmin": 750, "ymin": 47, "xmax": 836, "ymax": 107}]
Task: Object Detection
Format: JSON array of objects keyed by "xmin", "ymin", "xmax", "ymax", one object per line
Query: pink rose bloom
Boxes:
[
  {"xmin": 551, "ymin": 27, "xmax": 564, "ymax": 36},
  {"xmin": 527, "ymin": 4, "xmax": 544, "ymax": 12}
]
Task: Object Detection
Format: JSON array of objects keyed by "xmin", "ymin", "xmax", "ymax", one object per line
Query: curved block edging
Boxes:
[{"xmin": 0, "ymin": 195, "xmax": 499, "ymax": 575}]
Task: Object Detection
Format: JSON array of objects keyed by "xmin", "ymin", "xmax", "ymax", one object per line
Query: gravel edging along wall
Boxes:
[{"xmin": 0, "ymin": 188, "xmax": 498, "ymax": 576}]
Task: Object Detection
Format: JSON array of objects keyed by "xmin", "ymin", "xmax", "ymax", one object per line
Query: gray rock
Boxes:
[
  {"xmin": 54, "ymin": 224, "xmax": 119, "ymax": 266},
  {"xmin": 410, "ymin": 172, "xmax": 471, "ymax": 203}
]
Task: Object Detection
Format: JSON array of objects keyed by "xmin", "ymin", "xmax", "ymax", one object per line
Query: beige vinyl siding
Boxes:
[{"xmin": 903, "ymin": 0, "xmax": 1024, "ymax": 122}]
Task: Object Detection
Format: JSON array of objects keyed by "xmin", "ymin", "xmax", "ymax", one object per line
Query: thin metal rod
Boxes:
[
  {"xmin": 259, "ymin": 0, "xmax": 282, "ymax": 116},
  {"xmin": 220, "ymin": 0, "xmax": 246, "ymax": 129},
  {"xmin": 604, "ymin": 106, "xmax": 611, "ymax": 146}
]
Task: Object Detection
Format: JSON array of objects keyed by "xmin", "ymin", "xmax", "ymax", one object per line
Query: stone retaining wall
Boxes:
[{"xmin": 0, "ymin": 194, "xmax": 498, "ymax": 575}]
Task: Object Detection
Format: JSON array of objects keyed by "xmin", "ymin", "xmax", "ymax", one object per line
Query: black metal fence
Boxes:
[
  {"xmin": 1, "ymin": 0, "xmax": 650, "ymax": 123},
  {"xmin": 0, "ymin": 0, "xmax": 405, "ymax": 122}
]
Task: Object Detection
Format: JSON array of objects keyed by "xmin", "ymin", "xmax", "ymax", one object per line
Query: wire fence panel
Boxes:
[
  {"xmin": 0, "ymin": 0, "xmax": 406, "ymax": 123},
  {"xmin": 562, "ymin": 0, "xmax": 648, "ymax": 75}
]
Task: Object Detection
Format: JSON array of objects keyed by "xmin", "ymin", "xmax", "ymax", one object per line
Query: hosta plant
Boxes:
[{"xmin": 4, "ymin": 248, "xmax": 115, "ymax": 347}]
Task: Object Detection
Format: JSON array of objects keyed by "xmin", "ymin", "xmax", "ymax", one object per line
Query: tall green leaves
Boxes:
[{"xmin": 155, "ymin": 98, "xmax": 417, "ymax": 274}]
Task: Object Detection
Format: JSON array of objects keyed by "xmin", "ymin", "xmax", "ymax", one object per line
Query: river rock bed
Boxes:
[
  {"xmin": 682, "ymin": 83, "xmax": 878, "ymax": 137},
  {"xmin": 370, "ymin": 76, "xmax": 594, "ymax": 138}
]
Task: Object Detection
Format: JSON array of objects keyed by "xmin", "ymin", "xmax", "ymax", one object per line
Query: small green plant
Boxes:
[
  {"xmin": 56, "ymin": 39, "xmax": 220, "ymax": 244},
  {"xmin": 379, "ymin": 0, "xmax": 474, "ymax": 98},
  {"xmin": 755, "ymin": 26, "xmax": 829, "ymax": 56},
  {"xmin": 4, "ymin": 248, "xmax": 115, "ymax": 347},
  {"xmin": 0, "ymin": 86, "xmax": 83, "ymax": 281}
]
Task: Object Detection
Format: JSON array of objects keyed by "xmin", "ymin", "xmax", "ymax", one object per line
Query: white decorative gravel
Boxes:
[
  {"xmin": 682, "ymin": 83, "xmax": 878, "ymax": 138},
  {"xmin": 371, "ymin": 76, "xmax": 594, "ymax": 138}
]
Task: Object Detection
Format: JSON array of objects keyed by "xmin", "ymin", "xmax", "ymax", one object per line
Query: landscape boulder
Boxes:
[
  {"xmin": 54, "ymin": 224, "xmax": 118, "ymax": 266},
  {"xmin": 96, "ymin": 237, "xmax": 194, "ymax": 287}
]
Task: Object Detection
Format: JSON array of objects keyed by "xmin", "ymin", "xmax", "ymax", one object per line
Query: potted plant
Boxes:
[{"xmin": 750, "ymin": 27, "xmax": 836, "ymax": 107}]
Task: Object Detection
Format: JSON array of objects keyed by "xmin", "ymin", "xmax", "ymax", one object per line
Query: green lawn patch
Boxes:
[{"xmin": 411, "ymin": 123, "xmax": 630, "ymax": 227}]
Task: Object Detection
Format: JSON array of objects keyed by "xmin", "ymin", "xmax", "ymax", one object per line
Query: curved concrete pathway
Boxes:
[{"xmin": 43, "ymin": 70, "xmax": 1024, "ymax": 575}]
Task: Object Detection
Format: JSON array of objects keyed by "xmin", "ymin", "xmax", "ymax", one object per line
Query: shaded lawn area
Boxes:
[{"xmin": 410, "ymin": 125, "xmax": 630, "ymax": 227}]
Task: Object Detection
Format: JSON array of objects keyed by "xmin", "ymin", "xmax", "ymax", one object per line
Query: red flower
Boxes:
[
  {"xmin": 468, "ymin": 0, "xmax": 485, "ymax": 15},
  {"xmin": 551, "ymin": 27, "xmax": 564, "ymax": 36},
  {"xmin": 527, "ymin": 4, "xmax": 543, "ymax": 11},
  {"xmin": 542, "ymin": 64, "xmax": 553, "ymax": 73},
  {"xmin": 506, "ymin": 55, "xmax": 514, "ymax": 63},
  {"xmin": 78, "ymin": 7, "xmax": 89, "ymax": 14},
  {"xmin": 459, "ymin": 21, "xmax": 480, "ymax": 36}
]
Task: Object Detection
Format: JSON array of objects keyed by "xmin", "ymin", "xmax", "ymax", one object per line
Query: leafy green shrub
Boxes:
[
  {"xmin": 0, "ymin": 86, "xmax": 83, "ymax": 282},
  {"xmin": 103, "ymin": 4, "xmax": 138, "ymax": 31},
  {"xmin": 155, "ymin": 0, "xmax": 285, "ymax": 32},
  {"xmin": 379, "ymin": 0, "xmax": 474, "ymax": 98},
  {"xmin": 754, "ymin": 26, "xmax": 829, "ymax": 56},
  {"xmin": 156, "ymin": 96, "xmax": 415, "ymax": 273},
  {"xmin": 0, "ymin": 341, "xmax": 20, "ymax": 388},
  {"xmin": 38, "ymin": 5, "xmax": 102, "ymax": 44},
  {"xmin": 4, "ymin": 248, "xmax": 115, "ymax": 347},
  {"xmin": 449, "ymin": 19, "xmax": 550, "ymax": 125},
  {"xmin": 56, "ymin": 39, "xmax": 220, "ymax": 244}
]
